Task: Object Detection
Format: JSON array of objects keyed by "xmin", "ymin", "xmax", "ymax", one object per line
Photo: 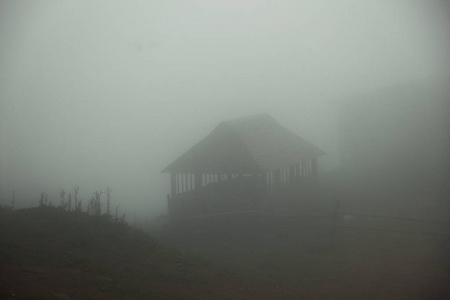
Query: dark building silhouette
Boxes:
[{"xmin": 163, "ymin": 114, "xmax": 325, "ymax": 219}]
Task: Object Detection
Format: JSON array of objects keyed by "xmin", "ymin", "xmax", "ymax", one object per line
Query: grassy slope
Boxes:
[{"xmin": 0, "ymin": 206, "xmax": 275, "ymax": 300}]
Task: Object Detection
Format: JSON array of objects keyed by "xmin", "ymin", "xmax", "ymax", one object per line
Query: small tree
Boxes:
[
  {"xmin": 69, "ymin": 193, "xmax": 73, "ymax": 211},
  {"xmin": 59, "ymin": 189, "xmax": 66, "ymax": 210},
  {"xmin": 39, "ymin": 192, "xmax": 44, "ymax": 207},
  {"xmin": 73, "ymin": 186, "xmax": 81, "ymax": 212},
  {"xmin": 39, "ymin": 192, "xmax": 47, "ymax": 207},
  {"xmin": 105, "ymin": 186, "xmax": 112, "ymax": 217},
  {"xmin": 89, "ymin": 190, "xmax": 102, "ymax": 216}
]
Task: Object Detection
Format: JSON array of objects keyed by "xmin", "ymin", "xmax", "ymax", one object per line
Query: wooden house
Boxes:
[{"xmin": 162, "ymin": 114, "xmax": 325, "ymax": 219}]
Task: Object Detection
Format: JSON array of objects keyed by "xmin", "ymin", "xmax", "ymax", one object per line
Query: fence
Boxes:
[{"xmin": 172, "ymin": 198, "xmax": 450, "ymax": 238}]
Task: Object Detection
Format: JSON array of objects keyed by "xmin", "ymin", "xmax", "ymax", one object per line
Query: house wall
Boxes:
[{"xmin": 168, "ymin": 159, "xmax": 319, "ymax": 219}]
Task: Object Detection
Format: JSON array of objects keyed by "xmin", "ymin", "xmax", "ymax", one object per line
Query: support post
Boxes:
[
  {"xmin": 312, "ymin": 158, "xmax": 318, "ymax": 177},
  {"xmin": 195, "ymin": 173, "xmax": 202, "ymax": 190},
  {"xmin": 289, "ymin": 165, "xmax": 295, "ymax": 185},
  {"xmin": 170, "ymin": 173, "xmax": 176, "ymax": 197},
  {"xmin": 275, "ymin": 169, "xmax": 281, "ymax": 190}
]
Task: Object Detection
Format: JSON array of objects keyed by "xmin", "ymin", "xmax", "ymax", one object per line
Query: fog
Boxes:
[{"xmin": 1, "ymin": 0, "xmax": 449, "ymax": 219}]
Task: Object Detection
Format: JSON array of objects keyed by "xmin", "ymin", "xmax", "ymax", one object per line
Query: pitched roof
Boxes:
[{"xmin": 162, "ymin": 114, "xmax": 325, "ymax": 174}]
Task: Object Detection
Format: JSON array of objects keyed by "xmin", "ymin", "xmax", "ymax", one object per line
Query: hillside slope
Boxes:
[{"xmin": 0, "ymin": 206, "xmax": 274, "ymax": 300}]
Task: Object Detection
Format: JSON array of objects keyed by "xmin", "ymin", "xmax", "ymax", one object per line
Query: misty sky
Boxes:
[{"xmin": 1, "ymin": 1, "xmax": 449, "ymax": 217}]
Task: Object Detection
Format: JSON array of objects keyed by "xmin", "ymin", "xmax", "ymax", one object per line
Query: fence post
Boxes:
[
  {"xmin": 329, "ymin": 197, "xmax": 341, "ymax": 249},
  {"xmin": 11, "ymin": 190, "xmax": 15, "ymax": 209}
]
